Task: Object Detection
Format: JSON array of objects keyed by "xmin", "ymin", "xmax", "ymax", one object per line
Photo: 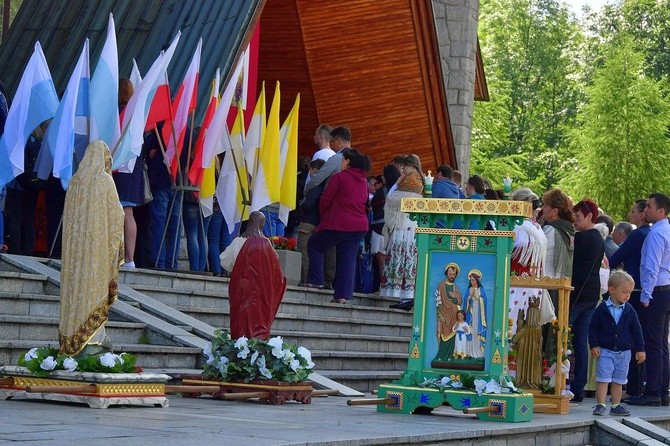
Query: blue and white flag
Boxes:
[
  {"xmin": 112, "ymin": 31, "xmax": 180, "ymax": 171},
  {"xmin": 0, "ymin": 41, "xmax": 58, "ymax": 189},
  {"xmin": 89, "ymin": 13, "xmax": 119, "ymax": 149},
  {"xmin": 44, "ymin": 38, "xmax": 90, "ymax": 189}
]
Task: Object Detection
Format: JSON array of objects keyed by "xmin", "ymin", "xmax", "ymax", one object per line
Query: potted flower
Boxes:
[{"xmin": 269, "ymin": 236, "xmax": 301, "ymax": 286}]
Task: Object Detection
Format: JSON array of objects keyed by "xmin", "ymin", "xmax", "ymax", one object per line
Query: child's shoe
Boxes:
[
  {"xmin": 592, "ymin": 404, "xmax": 606, "ymax": 416},
  {"xmin": 609, "ymin": 404, "xmax": 631, "ymax": 416}
]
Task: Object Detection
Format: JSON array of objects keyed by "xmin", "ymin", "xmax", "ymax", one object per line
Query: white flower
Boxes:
[
  {"xmin": 282, "ymin": 349, "xmax": 295, "ymax": 363},
  {"xmin": 439, "ymin": 376, "xmax": 451, "ymax": 387},
  {"xmin": 117, "ymin": 353, "xmax": 125, "ymax": 365},
  {"xmin": 259, "ymin": 366, "xmax": 273, "ymax": 379},
  {"xmin": 268, "ymin": 336, "xmax": 284, "ymax": 358},
  {"xmin": 450, "ymin": 381, "xmax": 463, "ymax": 389},
  {"xmin": 297, "ymin": 346, "xmax": 312, "ymax": 363},
  {"xmin": 40, "ymin": 356, "xmax": 56, "ymax": 371},
  {"xmin": 63, "ymin": 357, "xmax": 78, "ymax": 372},
  {"xmin": 474, "ymin": 379, "xmax": 487, "ymax": 396},
  {"xmin": 206, "ymin": 355, "xmax": 217, "ymax": 366},
  {"xmin": 237, "ymin": 347, "xmax": 250, "ymax": 359},
  {"xmin": 234, "ymin": 337, "xmax": 249, "ymax": 349},
  {"xmin": 99, "ymin": 352, "xmax": 117, "ymax": 368},
  {"xmin": 235, "ymin": 336, "xmax": 249, "ymax": 350},
  {"xmin": 256, "ymin": 354, "xmax": 273, "ymax": 379},
  {"xmin": 203, "ymin": 343, "xmax": 212, "ymax": 357},
  {"xmin": 25, "ymin": 348, "xmax": 38, "ymax": 361},
  {"xmin": 484, "ymin": 379, "xmax": 502, "ymax": 394},
  {"xmin": 250, "ymin": 351, "xmax": 259, "ymax": 365},
  {"xmin": 289, "ymin": 359, "xmax": 302, "ymax": 372}
]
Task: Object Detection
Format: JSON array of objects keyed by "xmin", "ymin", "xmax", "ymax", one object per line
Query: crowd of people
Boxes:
[{"xmin": 1, "ymin": 79, "xmax": 668, "ymax": 415}]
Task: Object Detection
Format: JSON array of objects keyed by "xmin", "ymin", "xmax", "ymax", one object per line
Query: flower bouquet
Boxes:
[
  {"xmin": 202, "ymin": 329, "xmax": 314, "ymax": 383},
  {"xmin": 269, "ymin": 236, "xmax": 298, "ymax": 251},
  {"xmin": 18, "ymin": 346, "xmax": 138, "ymax": 377}
]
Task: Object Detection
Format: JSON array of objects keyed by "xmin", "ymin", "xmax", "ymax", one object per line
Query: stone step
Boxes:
[
  {"xmin": 275, "ymin": 330, "xmax": 410, "ymax": 354},
  {"xmin": 0, "ymin": 340, "xmax": 202, "ymax": 369},
  {"xmin": 316, "ymin": 370, "xmax": 403, "ymax": 393},
  {"xmin": 307, "ymin": 350, "xmax": 407, "ymax": 371},
  {"xmin": 0, "ymin": 314, "xmax": 179, "ymax": 346},
  {"xmin": 0, "ymin": 291, "xmax": 60, "ymax": 317},
  {"xmin": 173, "ymin": 306, "xmax": 412, "ymax": 338},
  {"xmin": 0, "ymin": 271, "xmax": 60, "ymax": 295}
]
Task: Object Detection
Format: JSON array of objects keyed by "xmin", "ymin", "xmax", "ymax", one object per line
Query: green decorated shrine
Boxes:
[{"xmin": 377, "ymin": 198, "xmax": 534, "ymax": 422}]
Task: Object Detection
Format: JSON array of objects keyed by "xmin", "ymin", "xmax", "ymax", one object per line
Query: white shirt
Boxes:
[{"xmin": 312, "ymin": 147, "xmax": 335, "ymax": 162}]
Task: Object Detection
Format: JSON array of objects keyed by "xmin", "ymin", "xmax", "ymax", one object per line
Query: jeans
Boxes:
[
  {"xmin": 569, "ymin": 301, "xmax": 596, "ymax": 397},
  {"xmin": 307, "ymin": 230, "xmax": 366, "ymax": 300},
  {"xmin": 262, "ymin": 209, "xmax": 285, "ymax": 237},
  {"xmin": 207, "ymin": 211, "xmax": 223, "ymax": 274},
  {"xmin": 183, "ymin": 202, "xmax": 210, "ymax": 271},
  {"xmin": 640, "ymin": 290, "xmax": 670, "ymax": 397},
  {"xmin": 626, "ymin": 292, "xmax": 646, "ymax": 395},
  {"xmin": 149, "ymin": 187, "xmax": 182, "ymax": 269}
]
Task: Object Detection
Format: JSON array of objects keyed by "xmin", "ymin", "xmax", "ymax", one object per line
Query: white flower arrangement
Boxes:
[
  {"xmin": 418, "ymin": 373, "xmax": 520, "ymax": 395},
  {"xmin": 203, "ymin": 330, "xmax": 314, "ymax": 383},
  {"xmin": 18, "ymin": 347, "xmax": 137, "ymax": 377}
]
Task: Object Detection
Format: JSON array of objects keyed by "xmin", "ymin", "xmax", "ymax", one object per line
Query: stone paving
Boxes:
[{"xmin": 0, "ymin": 394, "xmax": 668, "ymax": 445}]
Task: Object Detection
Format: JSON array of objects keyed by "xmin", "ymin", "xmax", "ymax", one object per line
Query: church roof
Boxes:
[{"xmin": 0, "ymin": 0, "xmax": 262, "ymax": 121}]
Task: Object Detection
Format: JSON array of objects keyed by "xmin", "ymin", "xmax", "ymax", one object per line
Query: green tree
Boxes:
[
  {"xmin": 563, "ymin": 37, "xmax": 670, "ymax": 220},
  {"xmin": 473, "ymin": 0, "xmax": 584, "ymax": 191}
]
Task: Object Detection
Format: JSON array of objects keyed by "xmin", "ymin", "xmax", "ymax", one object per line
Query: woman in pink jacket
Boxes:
[{"xmin": 306, "ymin": 148, "xmax": 371, "ymax": 303}]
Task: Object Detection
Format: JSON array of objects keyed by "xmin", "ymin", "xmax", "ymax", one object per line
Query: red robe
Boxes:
[{"xmin": 229, "ymin": 237, "xmax": 287, "ymax": 340}]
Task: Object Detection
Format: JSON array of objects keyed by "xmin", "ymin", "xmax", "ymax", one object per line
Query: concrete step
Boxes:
[
  {"xmin": 317, "ymin": 370, "xmax": 403, "ymax": 393},
  {"xmin": 0, "ymin": 339, "xmax": 202, "ymax": 369},
  {"xmin": 0, "ymin": 291, "xmax": 60, "ymax": 317},
  {"xmin": 308, "ymin": 350, "xmax": 407, "ymax": 371},
  {"xmin": 171, "ymin": 305, "xmax": 412, "ymax": 338},
  {"xmin": 0, "ymin": 271, "xmax": 60, "ymax": 295},
  {"xmin": 275, "ymin": 330, "xmax": 410, "ymax": 354},
  {"xmin": 0, "ymin": 314, "xmax": 181, "ymax": 347}
]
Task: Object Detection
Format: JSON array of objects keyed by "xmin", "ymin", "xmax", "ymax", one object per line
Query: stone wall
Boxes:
[{"xmin": 432, "ymin": 0, "xmax": 479, "ymax": 180}]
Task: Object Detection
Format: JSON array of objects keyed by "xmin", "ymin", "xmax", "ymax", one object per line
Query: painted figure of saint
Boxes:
[
  {"xmin": 433, "ymin": 263, "xmax": 462, "ymax": 362},
  {"xmin": 452, "ymin": 310, "xmax": 471, "ymax": 359},
  {"xmin": 465, "ymin": 270, "xmax": 487, "ymax": 358}
]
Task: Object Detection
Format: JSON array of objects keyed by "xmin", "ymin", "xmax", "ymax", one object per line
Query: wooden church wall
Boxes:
[{"xmin": 258, "ymin": 0, "xmax": 455, "ymax": 175}]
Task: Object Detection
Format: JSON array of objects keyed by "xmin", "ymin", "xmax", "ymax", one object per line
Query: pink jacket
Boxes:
[{"xmin": 318, "ymin": 168, "xmax": 369, "ymax": 232}]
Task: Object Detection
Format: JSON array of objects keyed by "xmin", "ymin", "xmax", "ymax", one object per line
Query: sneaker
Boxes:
[
  {"xmin": 609, "ymin": 405, "xmax": 631, "ymax": 416},
  {"xmin": 592, "ymin": 404, "xmax": 606, "ymax": 416}
]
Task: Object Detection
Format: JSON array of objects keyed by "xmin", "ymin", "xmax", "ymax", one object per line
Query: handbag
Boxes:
[{"xmin": 142, "ymin": 161, "xmax": 153, "ymax": 204}]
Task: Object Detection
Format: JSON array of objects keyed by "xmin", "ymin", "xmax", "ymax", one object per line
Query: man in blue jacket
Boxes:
[{"xmin": 432, "ymin": 165, "xmax": 465, "ymax": 199}]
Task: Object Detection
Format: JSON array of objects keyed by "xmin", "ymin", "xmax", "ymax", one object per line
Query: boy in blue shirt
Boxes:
[{"xmin": 589, "ymin": 270, "xmax": 645, "ymax": 416}]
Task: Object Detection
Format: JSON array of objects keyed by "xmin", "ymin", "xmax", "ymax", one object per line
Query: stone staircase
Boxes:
[
  {"xmin": 0, "ymin": 254, "xmax": 412, "ymax": 392},
  {"xmin": 0, "ymin": 269, "xmax": 202, "ymax": 369}
]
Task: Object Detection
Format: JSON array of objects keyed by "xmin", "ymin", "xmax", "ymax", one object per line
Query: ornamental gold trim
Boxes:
[
  {"xmin": 509, "ymin": 275, "xmax": 573, "ymax": 291},
  {"xmin": 416, "ymin": 228, "xmax": 516, "ymax": 237},
  {"xmin": 401, "ymin": 198, "xmax": 532, "ymax": 217},
  {"xmin": 3, "ymin": 376, "xmax": 165, "ymax": 396}
]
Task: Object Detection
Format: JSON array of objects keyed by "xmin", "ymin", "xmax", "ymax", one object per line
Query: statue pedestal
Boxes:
[
  {"xmin": 276, "ymin": 250, "xmax": 302, "ymax": 286},
  {"xmin": 0, "ymin": 365, "xmax": 170, "ymax": 409}
]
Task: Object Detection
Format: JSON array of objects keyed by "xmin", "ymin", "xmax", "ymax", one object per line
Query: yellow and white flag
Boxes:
[
  {"xmin": 216, "ymin": 106, "xmax": 249, "ymax": 233},
  {"xmin": 242, "ymin": 81, "xmax": 265, "ymax": 174},
  {"xmin": 278, "ymin": 94, "xmax": 300, "ymax": 226},
  {"xmin": 250, "ymin": 81, "xmax": 280, "ymax": 212}
]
